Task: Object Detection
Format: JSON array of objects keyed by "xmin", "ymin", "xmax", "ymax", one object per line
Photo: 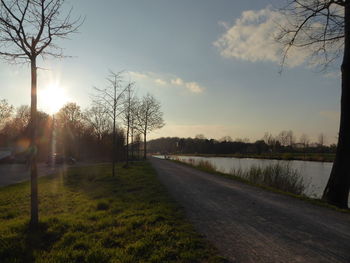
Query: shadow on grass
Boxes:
[{"xmin": 0, "ymin": 221, "xmax": 65, "ymax": 263}]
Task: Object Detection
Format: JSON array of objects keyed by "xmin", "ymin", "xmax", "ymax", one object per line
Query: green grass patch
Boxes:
[{"xmin": 0, "ymin": 162, "xmax": 224, "ymax": 263}]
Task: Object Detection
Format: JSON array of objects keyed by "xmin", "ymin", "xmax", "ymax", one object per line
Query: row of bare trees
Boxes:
[
  {"xmin": 148, "ymin": 132, "xmax": 335, "ymax": 156},
  {"xmin": 262, "ymin": 131, "xmax": 330, "ymax": 150},
  {"xmin": 92, "ymin": 71, "xmax": 164, "ymax": 175}
]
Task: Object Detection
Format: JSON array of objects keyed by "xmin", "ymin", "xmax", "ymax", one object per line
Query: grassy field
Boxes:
[
  {"xmin": 174, "ymin": 153, "xmax": 335, "ymax": 162},
  {"xmin": 0, "ymin": 162, "xmax": 224, "ymax": 263}
]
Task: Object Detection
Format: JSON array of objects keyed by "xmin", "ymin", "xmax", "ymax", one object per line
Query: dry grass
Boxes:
[
  {"xmin": 173, "ymin": 157, "xmax": 306, "ymax": 196},
  {"xmin": 230, "ymin": 163, "xmax": 307, "ymax": 195}
]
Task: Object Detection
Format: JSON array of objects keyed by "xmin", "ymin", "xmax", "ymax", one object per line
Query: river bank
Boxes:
[
  {"xmin": 157, "ymin": 155, "xmax": 335, "ymax": 201},
  {"xmin": 170, "ymin": 152, "xmax": 335, "ymax": 162}
]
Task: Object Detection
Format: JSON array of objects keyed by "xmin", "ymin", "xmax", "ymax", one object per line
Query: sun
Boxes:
[{"xmin": 39, "ymin": 82, "xmax": 69, "ymax": 114}]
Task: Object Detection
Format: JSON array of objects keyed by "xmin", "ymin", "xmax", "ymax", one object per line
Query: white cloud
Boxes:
[
  {"xmin": 185, "ymin": 82, "xmax": 203, "ymax": 93},
  {"xmin": 171, "ymin": 77, "xmax": 203, "ymax": 93},
  {"xmin": 130, "ymin": 71, "xmax": 204, "ymax": 94},
  {"xmin": 217, "ymin": 20, "xmax": 229, "ymax": 30},
  {"xmin": 129, "ymin": 71, "xmax": 148, "ymax": 79},
  {"xmin": 154, "ymin": 78, "xmax": 167, "ymax": 86},
  {"xmin": 213, "ymin": 7, "xmax": 310, "ymax": 67},
  {"xmin": 171, "ymin": 78, "xmax": 184, "ymax": 86}
]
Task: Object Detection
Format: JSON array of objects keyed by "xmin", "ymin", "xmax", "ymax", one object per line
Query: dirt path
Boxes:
[{"xmin": 150, "ymin": 157, "xmax": 350, "ymax": 263}]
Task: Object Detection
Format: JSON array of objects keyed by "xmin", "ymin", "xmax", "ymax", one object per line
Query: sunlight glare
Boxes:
[{"xmin": 39, "ymin": 83, "xmax": 68, "ymax": 114}]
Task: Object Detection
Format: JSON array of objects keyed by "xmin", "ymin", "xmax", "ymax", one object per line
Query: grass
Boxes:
[
  {"xmin": 175, "ymin": 153, "xmax": 335, "ymax": 162},
  {"xmin": 182, "ymin": 159, "xmax": 218, "ymax": 174},
  {"xmin": 230, "ymin": 163, "xmax": 306, "ymax": 195},
  {"xmin": 0, "ymin": 162, "xmax": 225, "ymax": 263}
]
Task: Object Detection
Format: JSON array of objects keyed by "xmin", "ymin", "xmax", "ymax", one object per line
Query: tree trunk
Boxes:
[
  {"xmin": 322, "ymin": 3, "xmax": 350, "ymax": 208},
  {"xmin": 112, "ymin": 114, "xmax": 116, "ymax": 176},
  {"xmin": 131, "ymin": 126, "xmax": 134, "ymax": 160},
  {"xmin": 112, "ymin": 83, "xmax": 117, "ymax": 176},
  {"xmin": 126, "ymin": 119, "xmax": 130, "ymax": 167},
  {"xmin": 30, "ymin": 57, "xmax": 39, "ymax": 227},
  {"xmin": 143, "ymin": 132, "xmax": 147, "ymax": 160}
]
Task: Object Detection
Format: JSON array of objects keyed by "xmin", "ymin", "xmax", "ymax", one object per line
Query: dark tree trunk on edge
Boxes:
[
  {"xmin": 322, "ymin": 3, "xmax": 350, "ymax": 208},
  {"xmin": 30, "ymin": 57, "xmax": 39, "ymax": 227}
]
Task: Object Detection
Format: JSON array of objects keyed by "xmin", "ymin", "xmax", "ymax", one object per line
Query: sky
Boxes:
[{"xmin": 0, "ymin": 0, "xmax": 342, "ymax": 144}]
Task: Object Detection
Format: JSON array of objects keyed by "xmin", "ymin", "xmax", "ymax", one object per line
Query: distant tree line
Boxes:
[
  {"xmin": 148, "ymin": 131, "xmax": 336, "ymax": 156},
  {"xmin": 0, "ymin": 72, "xmax": 164, "ymax": 165}
]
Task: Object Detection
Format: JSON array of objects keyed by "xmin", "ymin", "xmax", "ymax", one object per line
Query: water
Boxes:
[{"xmin": 154, "ymin": 155, "xmax": 335, "ymax": 200}]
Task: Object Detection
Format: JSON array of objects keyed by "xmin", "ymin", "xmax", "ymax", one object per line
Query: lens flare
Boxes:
[{"xmin": 39, "ymin": 82, "xmax": 68, "ymax": 114}]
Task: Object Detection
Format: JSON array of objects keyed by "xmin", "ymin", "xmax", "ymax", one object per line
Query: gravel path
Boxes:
[{"xmin": 150, "ymin": 157, "xmax": 350, "ymax": 263}]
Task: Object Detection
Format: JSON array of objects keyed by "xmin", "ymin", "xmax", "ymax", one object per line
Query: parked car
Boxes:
[{"xmin": 46, "ymin": 154, "xmax": 76, "ymax": 165}]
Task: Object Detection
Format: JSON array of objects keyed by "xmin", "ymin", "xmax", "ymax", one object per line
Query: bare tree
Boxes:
[
  {"xmin": 318, "ymin": 132, "xmax": 326, "ymax": 147},
  {"xmin": 277, "ymin": 0, "xmax": 349, "ymax": 208},
  {"xmin": 219, "ymin": 136, "xmax": 233, "ymax": 142},
  {"xmin": 278, "ymin": 130, "xmax": 295, "ymax": 147},
  {"xmin": 0, "ymin": 0, "xmax": 82, "ymax": 226},
  {"xmin": 122, "ymin": 82, "xmax": 135, "ymax": 167},
  {"xmin": 136, "ymin": 94, "xmax": 164, "ymax": 159},
  {"xmin": 299, "ymin": 133, "xmax": 310, "ymax": 158},
  {"xmin": 84, "ymin": 106, "xmax": 112, "ymax": 141},
  {"xmin": 16, "ymin": 105, "xmax": 30, "ymax": 125},
  {"xmin": 57, "ymin": 102, "xmax": 83, "ymax": 125},
  {"xmin": 195, "ymin": 134, "xmax": 206, "ymax": 140},
  {"xmin": 0, "ymin": 99, "xmax": 13, "ymax": 127},
  {"xmin": 287, "ymin": 130, "xmax": 295, "ymax": 147},
  {"xmin": 129, "ymin": 98, "xmax": 139, "ymax": 160},
  {"xmin": 134, "ymin": 133, "xmax": 142, "ymax": 159},
  {"xmin": 56, "ymin": 102, "xmax": 84, "ymax": 159},
  {"xmin": 299, "ymin": 133, "xmax": 310, "ymax": 148},
  {"xmin": 262, "ymin": 132, "xmax": 279, "ymax": 152},
  {"xmin": 1, "ymin": 105, "xmax": 29, "ymax": 140},
  {"xmin": 93, "ymin": 71, "xmax": 127, "ymax": 176}
]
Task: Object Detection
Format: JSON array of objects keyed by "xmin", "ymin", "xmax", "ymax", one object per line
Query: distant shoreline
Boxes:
[{"xmin": 166, "ymin": 153, "xmax": 335, "ymax": 163}]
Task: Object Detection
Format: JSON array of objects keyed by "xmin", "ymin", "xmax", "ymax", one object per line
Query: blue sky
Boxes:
[{"xmin": 0, "ymin": 0, "xmax": 341, "ymax": 144}]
